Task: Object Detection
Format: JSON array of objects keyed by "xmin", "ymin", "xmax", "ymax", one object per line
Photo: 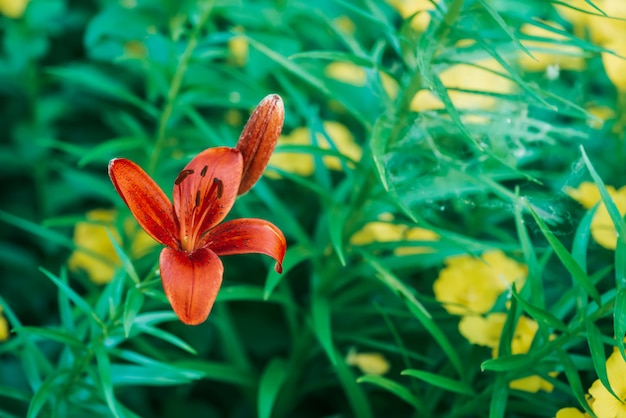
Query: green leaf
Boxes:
[
  {"xmin": 525, "ymin": 200, "xmax": 601, "ymax": 304},
  {"xmin": 581, "ymin": 146, "xmax": 626, "ymax": 255},
  {"xmin": 482, "ymin": 354, "xmax": 533, "ymax": 372},
  {"xmin": 13, "ymin": 327, "xmax": 83, "ymax": 348},
  {"xmin": 258, "ymin": 359, "xmax": 289, "ymax": 418},
  {"xmin": 361, "ymin": 251, "xmax": 464, "ymax": 377},
  {"xmin": 123, "ymin": 288, "xmax": 144, "ymax": 337},
  {"xmin": 357, "ymin": 375, "xmax": 423, "ymax": 412},
  {"xmin": 174, "ymin": 360, "xmax": 256, "ymax": 387},
  {"xmin": 289, "ymin": 50, "xmax": 374, "ymax": 67},
  {"xmin": 93, "ymin": 343, "xmax": 122, "ymax": 418},
  {"xmin": 78, "ymin": 137, "xmax": 147, "ymax": 168},
  {"xmin": 489, "ymin": 374, "xmax": 509, "ymax": 418},
  {"xmin": 615, "ymin": 289, "xmax": 626, "ymax": 362},
  {"xmin": 39, "ymin": 267, "xmax": 105, "ymax": 328},
  {"xmin": 558, "ymin": 348, "xmax": 595, "ymax": 417},
  {"xmin": 47, "ymin": 65, "xmax": 156, "ymax": 116},
  {"xmin": 401, "ymin": 369, "xmax": 475, "ymax": 396},
  {"xmin": 27, "ymin": 370, "xmax": 71, "ymax": 418},
  {"xmin": 247, "ymin": 37, "xmax": 368, "ymax": 128},
  {"xmin": 0, "ymin": 384, "xmax": 30, "ymax": 402},
  {"xmin": 586, "ymin": 321, "xmax": 620, "ymax": 399},
  {"xmin": 312, "ymin": 294, "xmax": 336, "ymax": 364},
  {"xmin": 134, "ymin": 323, "xmax": 197, "ymax": 355},
  {"xmin": 109, "ymin": 364, "xmax": 201, "ymax": 386},
  {"xmin": 0, "ymin": 210, "xmax": 75, "ymax": 250},
  {"xmin": 511, "ymin": 290, "xmax": 568, "ymax": 332}
]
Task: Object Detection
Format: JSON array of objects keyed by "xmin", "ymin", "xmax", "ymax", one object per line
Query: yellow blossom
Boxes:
[
  {"xmin": 566, "ymin": 182, "xmax": 626, "ymax": 250},
  {"xmin": 554, "ymin": 0, "xmax": 606, "ymax": 42},
  {"xmin": 0, "ymin": 305, "xmax": 8, "ymax": 341},
  {"xmin": 586, "ymin": 105, "xmax": 615, "ymax": 129},
  {"xmin": 518, "ymin": 21, "xmax": 585, "ymax": 72},
  {"xmin": 350, "ymin": 221, "xmax": 406, "ymax": 245},
  {"xmin": 555, "ymin": 407, "xmax": 591, "ymax": 418},
  {"xmin": 334, "ymin": 15, "xmax": 356, "ymax": 35},
  {"xmin": 588, "ymin": 349, "xmax": 626, "ymax": 418},
  {"xmin": 228, "ymin": 33, "xmax": 248, "ymax": 67},
  {"xmin": 267, "ymin": 121, "xmax": 360, "ymax": 177},
  {"xmin": 565, "ymin": 181, "xmax": 616, "ymax": 210},
  {"xmin": 410, "ymin": 58, "xmax": 515, "ymax": 119},
  {"xmin": 588, "ymin": 0, "xmax": 626, "ymax": 46},
  {"xmin": 394, "ymin": 227, "xmax": 440, "ymax": 255},
  {"xmin": 380, "ymin": 71, "xmax": 399, "ymax": 100},
  {"xmin": 350, "ymin": 221, "xmax": 439, "ymax": 255},
  {"xmin": 325, "ymin": 61, "xmax": 367, "ymax": 86},
  {"xmin": 68, "ymin": 209, "xmax": 157, "ymax": 284},
  {"xmin": 602, "ymin": 42, "xmax": 626, "ymax": 92},
  {"xmin": 386, "ymin": 0, "xmax": 437, "ymax": 32},
  {"xmin": 0, "ymin": 0, "xmax": 29, "ymax": 18},
  {"xmin": 459, "ymin": 313, "xmax": 554, "ymax": 393},
  {"xmin": 123, "ymin": 41, "xmax": 148, "ymax": 59},
  {"xmin": 433, "ymin": 251, "xmax": 527, "ymax": 315},
  {"xmin": 346, "ymin": 348, "xmax": 390, "ymax": 375}
]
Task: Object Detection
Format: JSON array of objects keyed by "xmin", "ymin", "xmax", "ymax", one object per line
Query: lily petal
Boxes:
[
  {"xmin": 108, "ymin": 158, "xmax": 179, "ymax": 248},
  {"xmin": 160, "ymin": 247, "xmax": 224, "ymax": 325},
  {"xmin": 202, "ymin": 218, "xmax": 286, "ymax": 273},
  {"xmin": 173, "ymin": 147, "xmax": 243, "ymax": 251}
]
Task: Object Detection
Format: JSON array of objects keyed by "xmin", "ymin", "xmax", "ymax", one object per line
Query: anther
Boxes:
[
  {"xmin": 195, "ymin": 190, "xmax": 201, "ymax": 207},
  {"xmin": 174, "ymin": 169, "xmax": 194, "ymax": 185},
  {"xmin": 214, "ymin": 178, "xmax": 223, "ymax": 199},
  {"xmin": 200, "ymin": 165, "xmax": 208, "ymax": 177}
]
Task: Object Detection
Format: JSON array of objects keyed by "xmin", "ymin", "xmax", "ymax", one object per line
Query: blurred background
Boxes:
[{"xmin": 1, "ymin": 0, "xmax": 626, "ymax": 417}]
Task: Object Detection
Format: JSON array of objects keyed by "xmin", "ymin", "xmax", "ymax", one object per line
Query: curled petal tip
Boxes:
[
  {"xmin": 274, "ymin": 262, "xmax": 283, "ymax": 274},
  {"xmin": 236, "ymin": 94, "xmax": 284, "ymax": 195}
]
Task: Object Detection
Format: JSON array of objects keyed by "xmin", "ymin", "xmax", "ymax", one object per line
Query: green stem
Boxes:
[{"xmin": 148, "ymin": 5, "xmax": 213, "ymax": 174}]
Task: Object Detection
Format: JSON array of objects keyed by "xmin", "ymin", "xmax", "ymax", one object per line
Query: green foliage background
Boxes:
[{"xmin": 1, "ymin": 0, "xmax": 625, "ymax": 417}]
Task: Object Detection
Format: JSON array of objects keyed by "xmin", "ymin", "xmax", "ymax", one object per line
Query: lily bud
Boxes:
[{"xmin": 236, "ymin": 94, "xmax": 284, "ymax": 195}]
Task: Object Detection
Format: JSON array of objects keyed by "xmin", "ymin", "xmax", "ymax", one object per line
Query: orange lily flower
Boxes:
[{"xmin": 108, "ymin": 95, "xmax": 286, "ymax": 325}]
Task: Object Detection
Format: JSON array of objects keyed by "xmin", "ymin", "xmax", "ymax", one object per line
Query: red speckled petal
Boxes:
[
  {"xmin": 159, "ymin": 247, "xmax": 224, "ymax": 325},
  {"xmin": 201, "ymin": 218, "xmax": 286, "ymax": 273},
  {"xmin": 108, "ymin": 158, "xmax": 179, "ymax": 248},
  {"xmin": 172, "ymin": 147, "xmax": 243, "ymax": 250}
]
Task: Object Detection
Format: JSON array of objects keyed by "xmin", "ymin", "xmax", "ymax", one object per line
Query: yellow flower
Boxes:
[
  {"xmin": 555, "ymin": 407, "xmax": 591, "ymax": 418},
  {"xmin": 588, "ymin": 0, "xmax": 626, "ymax": 47},
  {"xmin": 394, "ymin": 227, "xmax": 440, "ymax": 255},
  {"xmin": 350, "ymin": 221, "xmax": 406, "ymax": 245},
  {"xmin": 518, "ymin": 20, "xmax": 585, "ymax": 72},
  {"xmin": 267, "ymin": 121, "xmax": 361, "ymax": 177},
  {"xmin": 0, "ymin": 305, "xmax": 9, "ymax": 341},
  {"xmin": 346, "ymin": 347, "xmax": 391, "ymax": 375},
  {"xmin": 602, "ymin": 42, "xmax": 626, "ymax": 91},
  {"xmin": 386, "ymin": 0, "xmax": 437, "ymax": 32},
  {"xmin": 588, "ymin": 349, "xmax": 626, "ymax": 418},
  {"xmin": 566, "ymin": 182, "xmax": 626, "ymax": 250},
  {"xmin": 334, "ymin": 15, "xmax": 356, "ymax": 35},
  {"xmin": 228, "ymin": 32, "xmax": 248, "ymax": 67},
  {"xmin": 350, "ymin": 220, "xmax": 439, "ymax": 255},
  {"xmin": 433, "ymin": 250, "xmax": 528, "ymax": 315},
  {"xmin": 0, "ymin": 0, "xmax": 29, "ymax": 18},
  {"xmin": 325, "ymin": 61, "xmax": 367, "ymax": 86},
  {"xmin": 459, "ymin": 313, "xmax": 554, "ymax": 393},
  {"xmin": 68, "ymin": 209, "xmax": 157, "ymax": 284},
  {"xmin": 586, "ymin": 105, "xmax": 615, "ymax": 129},
  {"xmin": 554, "ymin": 0, "xmax": 606, "ymax": 42},
  {"xmin": 123, "ymin": 41, "xmax": 148, "ymax": 59},
  {"xmin": 410, "ymin": 58, "xmax": 515, "ymax": 120},
  {"xmin": 565, "ymin": 181, "xmax": 616, "ymax": 210}
]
